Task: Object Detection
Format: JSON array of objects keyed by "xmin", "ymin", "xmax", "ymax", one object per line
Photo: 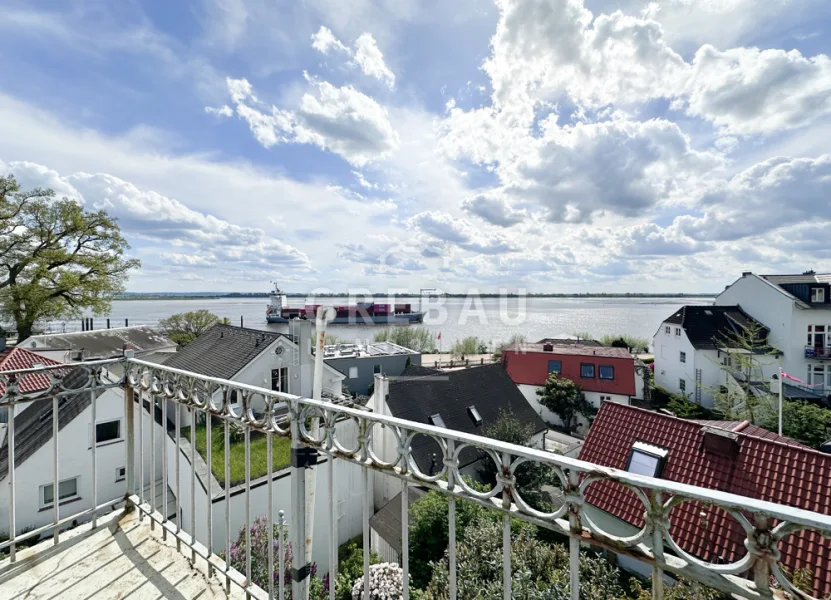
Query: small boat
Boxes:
[{"xmin": 265, "ymin": 283, "xmax": 425, "ymax": 325}]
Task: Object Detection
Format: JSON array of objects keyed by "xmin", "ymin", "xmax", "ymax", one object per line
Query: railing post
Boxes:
[
  {"xmin": 125, "ymin": 383, "xmax": 136, "ymax": 505},
  {"xmin": 651, "ymin": 491, "xmax": 665, "ymax": 600},
  {"xmin": 290, "ymin": 412, "xmax": 309, "ymax": 600},
  {"xmin": 567, "ymin": 469, "xmax": 580, "ymax": 600}
]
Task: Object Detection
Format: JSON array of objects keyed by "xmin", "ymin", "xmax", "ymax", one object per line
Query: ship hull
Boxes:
[{"xmin": 266, "ymin": 312, "xmax": 425, "ymax": 325}]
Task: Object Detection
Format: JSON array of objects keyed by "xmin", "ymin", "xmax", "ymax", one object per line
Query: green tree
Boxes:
[
  {"xmin": 759, "ymin": 400, "xmax": 831, "ymax": 449},
  {"xmin": 158, "ymin": 310, "xmax": 230, "ymax": 347},
  {"xmin": 373, "ymin": 327, "xmax": 433, "ymax": 352},
  {"xmin": 425, "ymin": 518, "xmax": 626, "ymax": 599},
  {"xmin": 450, "ymin": 336, "xmax": 487, "ymax": 356},
  {"xmin": 0, "ymin": 175, "xmax": 140, "ymax": 342},
  {"xmin": 492, "ymin": 333, "xmax": 526, "ymax": 361},
  {"xmin": 478, "ymin": 410, "xmax": 558, "ymax": 511},
  {"xmin": 711, "ymin": 321, "xmax": 780, "ymax": 421},
  {"xmin": 667, "ymin": 395, "xmax": 718, "ymax": 419},
  {"xmin": 599, "ymin": 334, "xmax": 650, "ymax": 353},
  {"xmin": 630, "ymin": 576, "xmax": 725, "ymax": 600},
  {"xmin": 537, "ymin": 373, "xmax": 596, "ymax": 433}
]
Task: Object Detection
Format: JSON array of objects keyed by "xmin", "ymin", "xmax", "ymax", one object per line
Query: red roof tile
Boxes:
[
  {"xmin": 0, "ymin": 347, "xmax": 65, "ymax": 395},
  {"xmin": 579, "ymin": 403, "xmax": 831, "ymax": 597}
]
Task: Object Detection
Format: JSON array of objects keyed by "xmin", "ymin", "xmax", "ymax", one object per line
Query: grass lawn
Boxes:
[{"xmin": 182, "ymin": 420, "xmax": 291, "ymax": 488}]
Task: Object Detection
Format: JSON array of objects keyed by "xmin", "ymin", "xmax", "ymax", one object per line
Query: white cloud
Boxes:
[
  {"xmin": 461, "ymin": 192, "xmax": 527, "ymax": 227},
  {"xmin": 310, "ymin": 26, "xmax": 396, "ymax": 88},
  {"xmin": 474, "ymin": 0, "xmax": 831, "ymax": 136},
  {"xmin": 684, "ymin": 45, "xmax": 831, "ymax": 135},
  {"xmin": 311, "ymin": 25, "xmax": 349, "ymax": 55},
  {"xmin": 205, "ymin": 104, "xmax": 233, "ymax": 117},
  {"xmin": 224, "ymin": 77, "xmax": 399, "ymax": 165},
  {"xmin": 407, "ymin": 211, "xmax": 519, "ymax": 254},
  {"xmin": 353, "ymin": 33, "xmax": 396, "ymax": 88}
]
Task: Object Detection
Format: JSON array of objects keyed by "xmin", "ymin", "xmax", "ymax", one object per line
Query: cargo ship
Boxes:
[{"xmin": 265, "ymin": 283, "xmax": 425, "ymax": 325}]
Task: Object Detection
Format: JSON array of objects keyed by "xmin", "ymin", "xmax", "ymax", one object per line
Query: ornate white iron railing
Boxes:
[{"xmin": 1, "ymin": 356, "xmax": 830, "ymax": 600}]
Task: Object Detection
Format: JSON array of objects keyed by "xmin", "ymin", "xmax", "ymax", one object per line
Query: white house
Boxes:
[
  {"xmin": 652, "ymin": 305, "xmax": 778, "ymax": 408},
  {"xmin": 0, "ymin": 367, "xmax": 163, "ymax": 538},
  {"xmin": 716, "ymin": 271, "xmax": 831, "ymax": 400},
  {"xmin": 161, "ymin": 322, "xmax": 345, "ymax": 427}
]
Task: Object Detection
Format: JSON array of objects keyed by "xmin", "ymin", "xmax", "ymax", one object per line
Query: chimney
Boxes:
[
  {"xmin": 702, "ymin": 427, "xmax": 739, "ymax": 459},
  {"xmin": 742, "ymin": 271, "xmax": 752, "ymax": 277},
  {"xmin": 542, "ymin": 343, "xmax": 553, "ymax": 352}
]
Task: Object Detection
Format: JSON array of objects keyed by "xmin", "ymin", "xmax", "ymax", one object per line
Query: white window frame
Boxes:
[
  {"xmin": 664, "ymin": 326, "xmax": 671, "ymax": 335},
  {"xmin": 675, "ymin": 327, "xmax": 682, "ymax": 337},
  {"xmin": 40, "ymin": 476, "xmax": 80, "ymax": 509},
  {"xmin": 115, "ymin": 467, "xmax": 126, "ymax": 482},
  {"xmin": 679, "ymin": 379, "xmax": 686, "ymax": 392},
  {"xmin": 348, "ymin": 366, "xmax": 359, "ymax": 379},
  {"xmin": 94, "ymin": 419, "xmax": 123, "ymax": 446},
  {"xmin": 627, "ymin": 441, "xmax": 669, "ymax": 478},
  {"xmin": 679, "ymin": 351, "xmax": 686, "ymax": 364},
  {"xmin": 811, "ymin": 288, "xmax": 825, "ymax": 303}
]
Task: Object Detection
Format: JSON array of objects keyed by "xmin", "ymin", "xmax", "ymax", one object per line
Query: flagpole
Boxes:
[{"xmin": 778, "ymin": 366, "xmax": 784, "ymax": 436}]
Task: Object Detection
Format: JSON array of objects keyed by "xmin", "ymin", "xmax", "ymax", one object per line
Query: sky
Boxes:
[{"xmin": 2, "ymin": 0, "xmax": 831, "ymax": 294}]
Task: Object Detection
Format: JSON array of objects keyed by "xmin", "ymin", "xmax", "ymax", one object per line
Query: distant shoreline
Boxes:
[{"xmin": 116, "ymin": 292, "xmax": 716, "ymax": 301}]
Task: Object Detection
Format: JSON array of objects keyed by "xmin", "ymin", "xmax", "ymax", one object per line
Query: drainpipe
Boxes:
[{"xmin": 303, "ymin": 305, "xmax": 335, "ymax": 597}]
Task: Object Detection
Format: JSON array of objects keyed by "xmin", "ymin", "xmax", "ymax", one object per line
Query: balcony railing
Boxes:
[
  {"xmin": 805, "ymin": 345, "xmax": 831, "ymax": 359},
  {"xmin": 1, "ymin": 355, "xmax": 831, "ymax": 600}
]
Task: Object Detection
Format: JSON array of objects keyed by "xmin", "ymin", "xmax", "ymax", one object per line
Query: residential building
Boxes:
[
  {"xmin": 579, "ymin": 402, "xmax": 831, "ymax": 595},
  {"xmin": 652, "ymin": 305, "xmax": 777, "ymax": 408},
  {"xmin": 371, "ymin": 363, "xmax": 546, "ymax": 502},
  {"xmin": 1, "ymin": 355, "xmax": 829, "ymax": 600},
  {"xmin": 0, "ymin": 367, "xmax": 161, "ymax": 537},
  {"xmin": 18, "ymin": 325, "xmax": 177, "ymax": 362},
  {"xmin": 323, "ymin": 341, "xmax": 421, "ymax": 396},
  {"xmin": 501, "ymin": 341, "xmax": 637, "ymax": 431},
  {"xmin": 716, "ymin": 271, "xmax": 831, "ymax": 398},
  {"xmin": 0, "ymin": 346, "xmax": 66, "ymax": 423},
  {"xmin": 162, "ymin": 322, "xmax": 345, "ymax": 420}
]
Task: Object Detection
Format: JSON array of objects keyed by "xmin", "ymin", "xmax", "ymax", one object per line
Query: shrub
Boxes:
[
  {"xmin": 351, "ymin": 563, "xmax": 406, "ymax": 599},
  {"xmin": 374, "ymin": 327, "xmax": 433, "ymax": 352}
]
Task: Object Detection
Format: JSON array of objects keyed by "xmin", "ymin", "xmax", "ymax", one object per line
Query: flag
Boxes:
[
  {"xmin": 437, "ymin": 332, "xmax": 441, "ymax": 340},
  {"xmin": 781, "ymin": 371, "xmax": 822, "ymax": 387}
]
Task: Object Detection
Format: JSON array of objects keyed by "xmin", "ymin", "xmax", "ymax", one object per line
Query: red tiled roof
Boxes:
[
  {"xmin": 690, "ymin": 419, "xmax": 809, "ymax": 448},
  {"xmin": 0, "ymin": 347, "xmax": 65, "ymax": 395},
  {"xmin": 579, "ymin": 403, "xmax": 831, "ymax": 598}
]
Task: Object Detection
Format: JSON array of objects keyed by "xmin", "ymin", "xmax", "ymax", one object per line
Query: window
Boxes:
[
  {"xmin": 547, "ymin": 360, "xmax": 562, "ymax": 375},
  {"xmin": 271, "ymin": 368, "xmax": 288, "ymax": 393},
  {"xmin": 348, "ymin": 366, "xmax": 358, "ymax": 379},
  {"xmin": 467, "ymin": 406, "xmax": 483, "ymax": 426},
  {"xmin": 679, "ymin": 351, "xmax": 686, "ymax": 364},
  {"xmin": 811, "ymin": 287, "xmax": 825, "ymax": 303},
  {"xmin": 626, "ymin": 442, "xmax": 668, "ymax": 478},
  {"xmin": 679, "ymin": 379, "xmax": 686, "ymax": 392},
  {"xmin": 722, "ymin": 355, "xmax": 732, "ymax": 367},
  {"xmin": 373, "ymin": 364, "xmax": 382, "ymax": 374},
  {"xmin": 675, "ymin": 327, "xmax": 682, "ymax": 337},
  {"xmin": 580, "ymin": 363, "xmax": 595, "ymax": 378},
  {"xmin": 664, "ymin": 326, "xmax": 671, "ymax": 335},
  {"xmin": 429, "ymin": 413, "xmax": 446, "ymax": 428},
  {"xmin": 41, "ymin": 477, "xmax": 80, "ymax": 508},
  {"xmin": 115, "ymin": 467, "xmax": 126, "ymax": 482},
  {"xmin": 95, "ymin": 420, "xmax": 121, "ymax": 445},
  {"xmin": 599, "ymin": 365, "xmax": 614, "ymax": 380}
]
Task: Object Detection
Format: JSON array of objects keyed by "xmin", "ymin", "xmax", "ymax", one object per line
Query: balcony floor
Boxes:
[{"xmin": 0, "ymin": 509, "xmax": 243, "ymax": 600}]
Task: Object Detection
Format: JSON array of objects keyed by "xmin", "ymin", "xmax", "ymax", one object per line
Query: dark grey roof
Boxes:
[
  {"xmin": 664, "ymin": 305, "xmax": 770, "ymax": 350},
  {"xmin": 0, "ymin": 368, "xmax": 101, "ymax": 480},
  {"xmin": 385, "ymin": 363, "xmax": 547, "ymax": 474},
  {"xmin": 369, "ymin": 487, "xmax": 427, "ymax": 554},
  {"xmin": 162, "ymin": 324, "xmax": 286, "ymax": 380},
  {"xmin": 21, "ymin": 326, "xmax": 176, "ymax": 359},
  {"xmin": 537, "ymin": 338, "xmax": 603, "ymax": 347}
]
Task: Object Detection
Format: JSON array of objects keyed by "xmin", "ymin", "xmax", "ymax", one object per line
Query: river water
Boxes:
[{"xmin": 51, "ymin": 296, "xmax": 714, "ymax": 350}]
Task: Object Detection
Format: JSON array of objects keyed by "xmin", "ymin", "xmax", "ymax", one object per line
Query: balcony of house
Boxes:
[
  {"xmin": 805, "ymin": 345, "xmax": 831, "ymax": 359},
  {"xmin": 1, "ymin": 356, "xmax": 830, "ymax": 600}
]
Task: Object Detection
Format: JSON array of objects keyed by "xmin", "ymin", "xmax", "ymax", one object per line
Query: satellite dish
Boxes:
[{"xmin": 275, "ymin": 346, "xmax": 284, "ymax": 355}]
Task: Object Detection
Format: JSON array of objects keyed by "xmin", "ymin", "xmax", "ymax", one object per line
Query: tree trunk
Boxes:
[{"xmin": 16, "ymin": 322, "xmax": 33, "ymax": 343}]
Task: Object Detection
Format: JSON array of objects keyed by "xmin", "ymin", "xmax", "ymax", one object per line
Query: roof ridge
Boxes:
[
  {"xmin": 26, "ymin": 324, "xmax": 154, "ymax": 338},
  {"xmin": 213, "ymin": 323, "xmax": 285, "ymax": 337}
]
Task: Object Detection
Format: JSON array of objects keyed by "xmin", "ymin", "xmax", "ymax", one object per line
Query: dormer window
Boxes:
[
  {"xmin": 467, "ymin": 406, "xmax": 483, "ymax": 426},
  {"xmin": 627, "ymin": 441, "xmax": 669, "ymax": 477},
  {"xmin": 811, "ymin": 287, "xmax": 825, "ymax": 303}
]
